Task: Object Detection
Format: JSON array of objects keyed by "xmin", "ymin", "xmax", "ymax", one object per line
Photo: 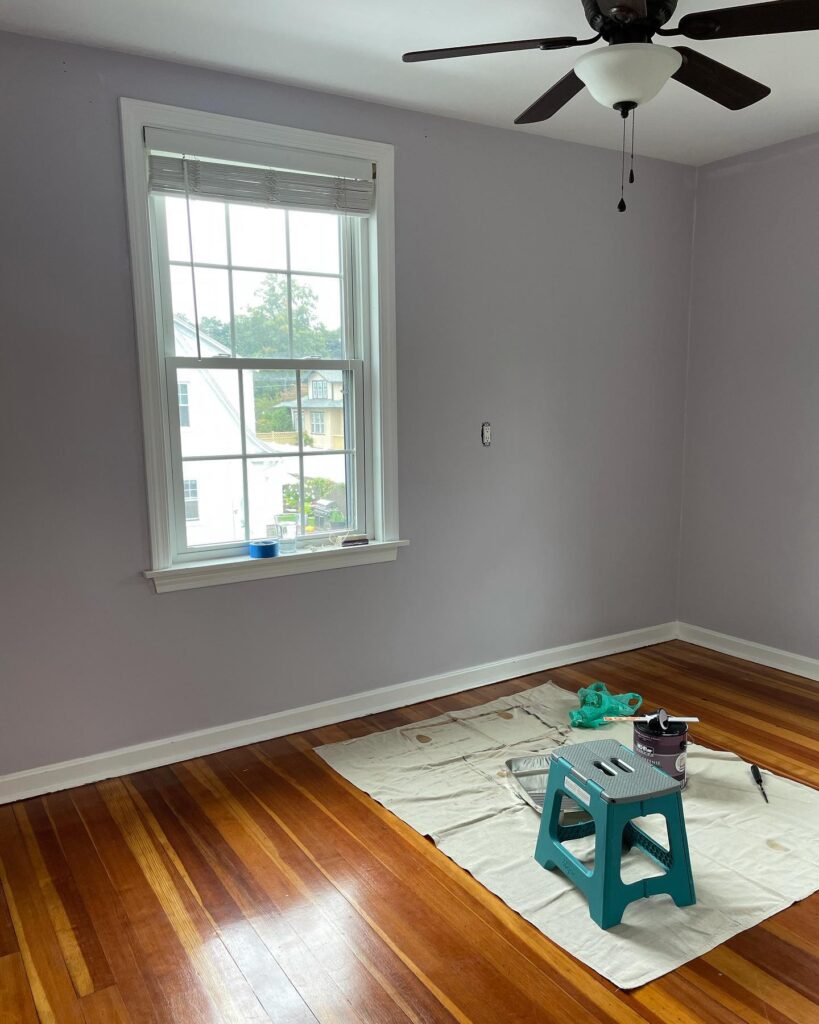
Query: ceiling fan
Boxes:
[{"xmin": 402, "ymin": 1, "xmax": 819, "ymax": 124}]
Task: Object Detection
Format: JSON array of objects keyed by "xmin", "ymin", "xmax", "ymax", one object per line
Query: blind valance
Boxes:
[{"xmin": 148, "ymin": 154, "xmax": 375, "ymax": 216}]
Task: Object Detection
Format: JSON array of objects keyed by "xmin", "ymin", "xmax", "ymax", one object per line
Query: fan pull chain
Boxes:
[
  {"xmin": 629, "ymin": 108, "xmax": 636, "ymax": 184},
  {"xmin": 618, "ymin": 113, "xmax": 627, "ymax": 212}
]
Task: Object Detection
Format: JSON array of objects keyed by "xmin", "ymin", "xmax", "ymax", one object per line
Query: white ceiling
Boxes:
[{"xmin": 3, "ymin": 0, "xmax": 818, "ymax": 165}]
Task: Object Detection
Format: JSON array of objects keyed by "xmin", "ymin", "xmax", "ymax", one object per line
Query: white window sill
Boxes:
[{"xmin": 144, "ymin": 540, "xmax": 409, "ymax": 593}]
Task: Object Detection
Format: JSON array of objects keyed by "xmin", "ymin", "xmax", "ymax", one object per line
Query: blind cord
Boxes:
[{"xmin": 182, "ymin": 158, "xmax": 202, "ymax": 361}]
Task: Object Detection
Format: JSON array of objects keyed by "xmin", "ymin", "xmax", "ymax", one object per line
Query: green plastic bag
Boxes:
[{"xmin": 569, "ymin": 681, "xmax": 642, "ymax": 729}]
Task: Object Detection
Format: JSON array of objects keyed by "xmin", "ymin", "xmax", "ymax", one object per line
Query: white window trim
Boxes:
[{"xmin": 121, "ymin": 98, "xmax": 403, "ymax": 592}]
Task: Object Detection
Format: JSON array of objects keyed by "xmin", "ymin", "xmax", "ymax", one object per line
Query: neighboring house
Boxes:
[
  {"xmin": 275, "ymin": 369, "xmax": 346, "ymax": 450},
  {"xmin": 174, "ymin": 318, "xmax": 345, "ymax": 547}
]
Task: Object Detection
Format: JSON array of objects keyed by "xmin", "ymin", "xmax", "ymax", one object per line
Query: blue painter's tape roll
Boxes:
[{"xmin": 249, "ymin": 539, "xmax": 280, "ymax": 559}]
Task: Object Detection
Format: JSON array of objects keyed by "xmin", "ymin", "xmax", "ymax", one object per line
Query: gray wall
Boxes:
[
  {"xmin": 0, "ymin": 32, "xmax": 695, "ymax": 775},
  {"xmin": 677, "ymin": 135, "xmax": 819, "ymax": 659}
]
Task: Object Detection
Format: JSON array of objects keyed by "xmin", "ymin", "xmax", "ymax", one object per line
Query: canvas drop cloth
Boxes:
[{"xmin": 317, "ymin": 681, "xmax": 819, "ymax": 989}]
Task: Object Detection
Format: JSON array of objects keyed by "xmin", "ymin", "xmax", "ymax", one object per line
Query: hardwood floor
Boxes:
[{"xmin": 1, "ymin": 640, "xmax": 818, "ymax": 1023}]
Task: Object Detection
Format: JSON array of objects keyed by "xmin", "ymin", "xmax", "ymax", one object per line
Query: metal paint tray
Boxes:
[{"xmin": 505, "ymin": 753, "xmax": 592, "ymax": 824}]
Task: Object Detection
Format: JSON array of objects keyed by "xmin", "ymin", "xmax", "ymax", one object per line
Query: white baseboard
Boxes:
[
  {"xmin": 676, "ymin": 622, "xmax": 819, "ymax": 682},
  {"xmin": 0, "ymin": 621, "xmax": 676, "ymax": 805}
]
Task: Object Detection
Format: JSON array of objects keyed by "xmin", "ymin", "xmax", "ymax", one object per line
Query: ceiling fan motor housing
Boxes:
[{"xmin": 582, "ymin": 0, "xmax": 679, "ymax": 43}]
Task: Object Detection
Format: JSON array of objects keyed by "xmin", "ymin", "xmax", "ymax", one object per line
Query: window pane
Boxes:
[
  {"xmin": 178, "ymin": 382, "xmax": 190, "ymax": 427},
  {"xmin": 233, "ymin": 271, "xmax": 290, "ymax": 357},
  {"xmin": 183, "ymin": 478, "xmax": 199, "ymax": 520},
  {"xmin": 169, "ymin": 265, "xmax": 196, "ymax": 352},
  {"xmin": 288, "ymin": 211, "xmax": 340, "ymax": 274},
  {"xmin": 302, "ymin": 454, "xmax": 351, "ymax": 536},
  {"xmin": 169, "ymin": 272, "xmax": 233, "ymax": 356},
  {"xmin": 300, "ymin": 369, "xmax": 349, "ymax": 452},
  {"xmin": 292, "ymin": 274, "xmax": 342, "ymax": 358},
  {"xmin": 182, "ymin": 459, "xmax": 245, "ymax": 547},
  {"xmin": 164, "ymin": 196, "xmax": 191, "ymax": 262},
  {"xmin": 243, "ymin": 369, "xmax": 299, "ymax": 453},
  {"xmin": 189, "ymin": 198, "xmax": 227, "ymax": 265},
  {"xmin": 194, "ymin": 268, "xmax": 232, "ymax": 350},
  {"xmin": 177, "ymin": 369, "xmax": 242, "ymax": 457},
  {"xmin": 229, "ymin": 204, "xmax": 286, "ymax": 269},
  {"xmin": 247, "ymin": 457, "xmax": 299, "ymax": 540}
]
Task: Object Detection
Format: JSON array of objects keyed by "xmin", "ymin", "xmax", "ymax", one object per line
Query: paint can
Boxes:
[{"xmin": 633, "ymin": 716, "xmax": 688, "ymax": 788}]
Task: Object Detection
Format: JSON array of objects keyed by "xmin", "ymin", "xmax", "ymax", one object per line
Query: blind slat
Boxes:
[{"xmin": 148, "ymin": 154, "xmax": 374, "ymax": 216}]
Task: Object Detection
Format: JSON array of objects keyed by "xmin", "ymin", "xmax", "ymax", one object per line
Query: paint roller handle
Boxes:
[{"xmin": 602, "ymin": 715, "xmax": 700, "ymax": 722}]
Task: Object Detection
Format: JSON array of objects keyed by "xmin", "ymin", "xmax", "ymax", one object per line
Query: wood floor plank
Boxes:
[
  {"xmin": 125, "ymin": 769, "xmax": 320, "ymax": 1024},
  {"xmin": 681, "ymin": 957, "xmax": 797, "ymax": 1024},
  {"xmin": 0, "ymin": 807, "xmax": 85, "ymax": 1024},
  {"xmin": 704, "ymin": 946, "xmax": 819, "ymax": 1024},
  {"xmin": 761, "ymin": 900, "xmax": 819, "ymax": 955},
  {"xmin": 727, "ymin": 925, "xmax": 819, "ymax": 1005},
  {"xmin": 269, "ymin": 743, "xmax": 678, "ymax": 1024},
  {"xmin": 0, "ymin": 642, "xmax": 817, "ymax": 1023},
  {"xmin": 69, "ymin": 784, "xmax": 225, "ymax": 1023},
  {"xmin": 0, "ymin": 883, "xmax": 17, "ymax": 958},
  {"xmin": 175, "ymin": 757, "xmax": 446, "ymax": 1024},
  {"xmin": 289, "ymin": 744, "xmax": 659, "ymax": 1024},
  {"xmin": 14, "ymin": 798, "xmax": 114, "ymax": 997},
  {"xmin": 42, "ymin": 790, "xmax": 165, "ymax": 1023},
  {"xmin": 0, "ymin": 952, "xmax": 38, "ymax": 1024},
  {"xmin": 80, "ymin": 984, "xmax": 134, "ymax": 1023},
  {"xmin": 94, "ymin": 777, "xmax": 271, "ymax": 1023},
  {"xmin": 219, "ymin": 743, "xmax": 641, "ymax": 1024}
]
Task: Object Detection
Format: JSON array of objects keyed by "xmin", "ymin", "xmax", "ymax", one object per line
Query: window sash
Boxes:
[
  {"xmin": 150, "ymin": 185, "xmax": 371, "ymax": 562},
  {"xmin": 150, "ymin": 194, "xmax": 356, "ymax": 362},
  {"xmin": 166, "ymin": 358, "xmax": 365, "ymax": 561}
]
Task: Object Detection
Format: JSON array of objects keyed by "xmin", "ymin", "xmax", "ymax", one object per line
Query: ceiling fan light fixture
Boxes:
[{"xmin": 574, "ymin": 43, "xmax": 683, "ymax": 109}]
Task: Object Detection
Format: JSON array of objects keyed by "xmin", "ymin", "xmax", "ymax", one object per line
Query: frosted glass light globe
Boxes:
[{"xmin": 574, "ymin": 43, "xmax": 683, "ymax": 109}]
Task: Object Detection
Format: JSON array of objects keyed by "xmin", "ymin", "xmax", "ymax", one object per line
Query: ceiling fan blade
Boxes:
[
  {"xmin": 677, "ymin": 0, "xmax": 819, "ymax": 40},
  {"xmin": 402, "ymin": 36, "xmax": 581, "ymax": 62},
  {"xmin": 515, "ymin": 70, "xmax": 586, "ymax": 123},
  {"xmin": 672, "ymin": 47, "xmax": 771, "ymax": 109}
]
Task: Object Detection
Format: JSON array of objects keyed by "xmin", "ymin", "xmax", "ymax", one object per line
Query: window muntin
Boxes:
[{"xmin": 311, "ymin": 378, "xmax": 329, "ymax": 399}]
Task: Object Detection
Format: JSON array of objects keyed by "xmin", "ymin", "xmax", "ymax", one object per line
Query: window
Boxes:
[
  {"xmin": 178, "ymin": 381, "xmax": 190, "ymax": 427},
  {"xmin": 122, "ymin": 100, "xmax": 401, "ymax": 590},
  {"xmin": 183, "ymin": 479, "xmax": 199, "ymax": 520}
]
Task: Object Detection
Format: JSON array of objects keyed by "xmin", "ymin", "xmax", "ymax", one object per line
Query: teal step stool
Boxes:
[{"xmin": 534, "ymin": 739, "xmax": 696, "ymax": 929}]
